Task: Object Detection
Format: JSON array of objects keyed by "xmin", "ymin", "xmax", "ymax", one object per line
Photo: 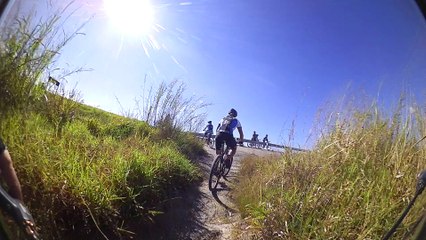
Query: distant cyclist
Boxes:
[
  {"xmin": 215, "ymin": 108, "xmax": 244, "ymax": 167},
  {"xmin": 0, "ymin": 137, "xmax": 23, "ymax": 202},
  {"xmin": 262, "ymin": 134, "xmax": 269, "ymax": 148},
  {"xmin": 251, "ymin": 131, "xmax": 259, "ymax": 142},
  {"xmin": 203, "ymin": 121, "xmax": 214, "ymax": 143}
]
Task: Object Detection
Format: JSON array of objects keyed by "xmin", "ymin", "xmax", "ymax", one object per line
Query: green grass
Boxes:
[
  {"xmin": 1, "ymin": 108, "xmax": 204, "ymax": 239},
  {"xmin": 0, "ymin": 10, "xmax": 208, "ymax": 239},
  {"xmin": 234, "ymin": 99, "xmax": 426, "ymax": 239}
]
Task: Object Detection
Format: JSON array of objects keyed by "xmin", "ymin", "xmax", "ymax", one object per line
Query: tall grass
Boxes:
[
  {"xmin": 235, "ymin": 97, "xmax": 426, "ymax": 239},
  {"xmin": 135, "ymin": 79, "xmax": 210, "ymax": 132},
  {"xmin": 2, "ymin": 110, "xmax": 202, "ymax": 239},
  {"xmin": 0, "ymin": 10, "xmax": 206, "ymax": 239},
  {"xmin": 0, "ymin": 8, "xmax": 84, "ymax": 119}
]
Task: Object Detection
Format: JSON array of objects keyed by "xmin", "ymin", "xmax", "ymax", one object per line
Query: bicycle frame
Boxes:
[
  {"xmin": 217, "ymin": 142, "xmax": 230, "ymax": 156},
  {"xmin": 208, "ymin": 141, "xmax": 232, "ymax": 191}
]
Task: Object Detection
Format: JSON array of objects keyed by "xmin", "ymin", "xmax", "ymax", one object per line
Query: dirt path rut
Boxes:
[{"xmin": 144, "ymin": 146, "xmax": 277, "ymax": 240}]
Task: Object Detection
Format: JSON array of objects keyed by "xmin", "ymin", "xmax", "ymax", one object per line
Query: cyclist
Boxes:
[
  {"xmin": 262, "ymin": 134, "xmax": 269, "ymax": 149},
  {"xmin": 0, "ymin": 137, "xmax": 23, "ymax": 202},
  {"xmin": 203, "ymin": 121, "xmax": 214, "ymax": 144},
  {"xmin": 251, "ymin": 131, "xmax": 259, "ymax": 142},
  {"xmin": 249, "ymin": 131, "xmax": 259, "ymax": 148},
  {"xmin": 215, "ymin": 108, "xmax": 244, "ymax": 168}
]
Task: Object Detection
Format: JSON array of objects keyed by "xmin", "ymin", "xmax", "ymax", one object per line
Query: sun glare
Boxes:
[{"xmin": 103, "ymin": 0, "xmax": 155, "ymax": 37}]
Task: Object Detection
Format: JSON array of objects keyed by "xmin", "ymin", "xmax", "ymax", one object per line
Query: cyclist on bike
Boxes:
[
  {"xmin": 203, "ymin": 121, "xmax": 214, "ymax": 143},
  {"xmin": 262, "ymin": 134, "xmax": 269, "ymax": 148},
  {"xmin": 215, "ymin": 108, "xmax": 244, "ymax": 167},
  {"xmin": 0, "ymin": 137, "xmax": 23, "ymax": 202},
  {"xmin": 251, "ymin": 131, "xmax": 259, "ymax": 142}
]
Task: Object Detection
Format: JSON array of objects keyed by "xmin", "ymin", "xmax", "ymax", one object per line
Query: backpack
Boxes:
[{"xmin": 218, "ymin": 116, "xmax": 234, "ymax": 133}]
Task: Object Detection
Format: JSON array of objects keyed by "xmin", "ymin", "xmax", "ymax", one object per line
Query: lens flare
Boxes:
[{"xmin": 103, "ymin": 0, "xmax": 155, "ymax": 37}]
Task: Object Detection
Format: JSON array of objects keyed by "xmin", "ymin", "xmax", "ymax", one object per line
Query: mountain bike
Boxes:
[
  {"xmin": 204, "ymin": 132, "xmax": 212, "ymax": 145},
  {"xmin": 208, "ymin": 142, "xmax": 233, "ymax": 191},
  {"xmin": 0, "ymin": 185, "xmax": 39, "ymax": 240},
  {"xmin": 247, "ymin": 137, "xmax": 261, "ymax": 148},
  {"xmin": 208, "ymin": 135, "xmax": 215, "ymax": 149},
  {"xmin": 263, "ymin": 141, "xmax": 270, "ymax": 150}
]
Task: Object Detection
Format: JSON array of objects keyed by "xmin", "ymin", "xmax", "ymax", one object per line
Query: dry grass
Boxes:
[{"xmin": 235, "ymin": 98, "xmax": 426, "ymax": 239}]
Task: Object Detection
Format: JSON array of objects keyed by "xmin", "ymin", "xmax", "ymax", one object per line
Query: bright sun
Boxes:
[{"xmin": 103, "ymin": 0, "xmax": 155, "ymax": 37}]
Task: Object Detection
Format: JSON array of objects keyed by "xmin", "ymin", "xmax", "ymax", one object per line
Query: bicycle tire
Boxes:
[
  {"xmin": 223, "ymin": 157, "xmax": 233, "ymax": 177},
  {"xmin": 209, "ymin": 156, "xmax": 222, "ymax": 191},
  {"xmin": 209, "ymin": 138, "xmax": 215, "ymax": 149}
]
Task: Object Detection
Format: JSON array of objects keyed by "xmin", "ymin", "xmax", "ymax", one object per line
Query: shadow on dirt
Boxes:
[
  {"xmin": 135, "ymin": 182, "xmax": 220, "ymax": 240},
  {"xmin": 133, "ymin": 149, "xmax": 242, "ymax": 240},
  {"xmin": 132, "ymin": 154, "xmax": 221, "ymax": 240},
  {"xmin": 211, "ymin": 188, "xmax": 237, "ymax": 215}
]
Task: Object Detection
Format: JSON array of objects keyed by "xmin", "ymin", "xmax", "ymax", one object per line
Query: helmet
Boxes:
[
  {"xmin": 208, "ymin": 121, "xmax": 212, "ymax": 123},
  {"xmin": 228, "ymin": 108, "xmax": 238, "ymax": 117}
]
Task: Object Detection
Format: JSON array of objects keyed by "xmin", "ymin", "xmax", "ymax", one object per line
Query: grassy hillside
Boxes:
[
  {"xmin": 234, "ymin": 99, "xmax": 426, "ymax": 239},
  {"xmin": 1, "ymin": 102, "xmax": 205, "ymax": 239},
  {"xmin": 0, "ymin": 12, "xmax": 209, "ymax": 239}
]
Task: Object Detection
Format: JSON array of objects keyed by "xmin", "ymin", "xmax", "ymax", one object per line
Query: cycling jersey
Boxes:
[
  {"xmin": 215, "ymin": 115, "xmax": 242, "ymax": 151},
  {"xmin": 204, "ymin": 124, "xmax": 213, "ymax": 134},
  {"xmin": 217, "ymin": 116, "xmax": 241, "ymax": 135}
]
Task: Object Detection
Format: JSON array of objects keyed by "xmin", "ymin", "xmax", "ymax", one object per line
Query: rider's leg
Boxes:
[
  {"xmin": 224, "ymin": 134, "xmax": 237, "ymax": 167},
  {"xmin": 215, "ymin": 133, "xmax": 224, "ymax": 155},
  {"xmin": 226, "ymin": 147, "xmax": 237, "ymax": 168},
  {"xmin": 208, "ymin": 132, "xmax": 212, "ymax": 144},
  {"xmin": 229, "ymin": 147, "xmax": 236, "ymax": 158}
]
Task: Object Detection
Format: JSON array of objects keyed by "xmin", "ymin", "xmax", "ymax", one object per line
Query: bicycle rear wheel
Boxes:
[
  {"xmin": 223, "ymin": 157, "xmax": 233, "ymax": 177},
  {"xmin": 209, "ymin": 137, "xmax": 215, "ymax": 149},
  {"xmin": 209, "ymin": 156, "xmax": 222, "ymax": 191}
]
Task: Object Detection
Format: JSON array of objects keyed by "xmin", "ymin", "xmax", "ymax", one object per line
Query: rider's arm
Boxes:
[
  {"xmin": 237, "ymin": 127, "xmax": 244, "ymax": 143},
  {"xmin": 0, "ymin": 141, "xmax": 23, "ymax": 202}
]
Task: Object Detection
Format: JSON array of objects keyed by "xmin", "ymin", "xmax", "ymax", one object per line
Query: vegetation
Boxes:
[
  {"xmin": 235, "ymin": 98, "xmax": 426, "ymax": 239},
  {"xmin": 134, "ymin": 79, "xmax": 210, "ymax": 132},
  {"xmin": 0, "ymin": 12, "xmax": 207, "ymax": 239},
  {"xmin": 2, "ymin": 111, "xmax": 203, "ymax": 239}
]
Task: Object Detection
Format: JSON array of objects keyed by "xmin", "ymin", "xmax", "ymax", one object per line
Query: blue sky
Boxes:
[{"xmin": 10, "ymin": 0, "xmax": 426, "ymax": 148}]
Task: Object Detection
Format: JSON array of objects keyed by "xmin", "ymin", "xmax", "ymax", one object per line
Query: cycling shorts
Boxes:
[{"xmin": 215, "ymin": 132, "xmax": 237, "ymax": 151}]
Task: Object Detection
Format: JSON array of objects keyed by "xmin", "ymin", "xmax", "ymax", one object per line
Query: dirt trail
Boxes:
[
  {"xmin": 183, "ymin": 146, "xmax": 280, "ymax": 240},
  {"xmin": 143, "ymin": 145, "xmax": 279, "ymax": 240}
]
